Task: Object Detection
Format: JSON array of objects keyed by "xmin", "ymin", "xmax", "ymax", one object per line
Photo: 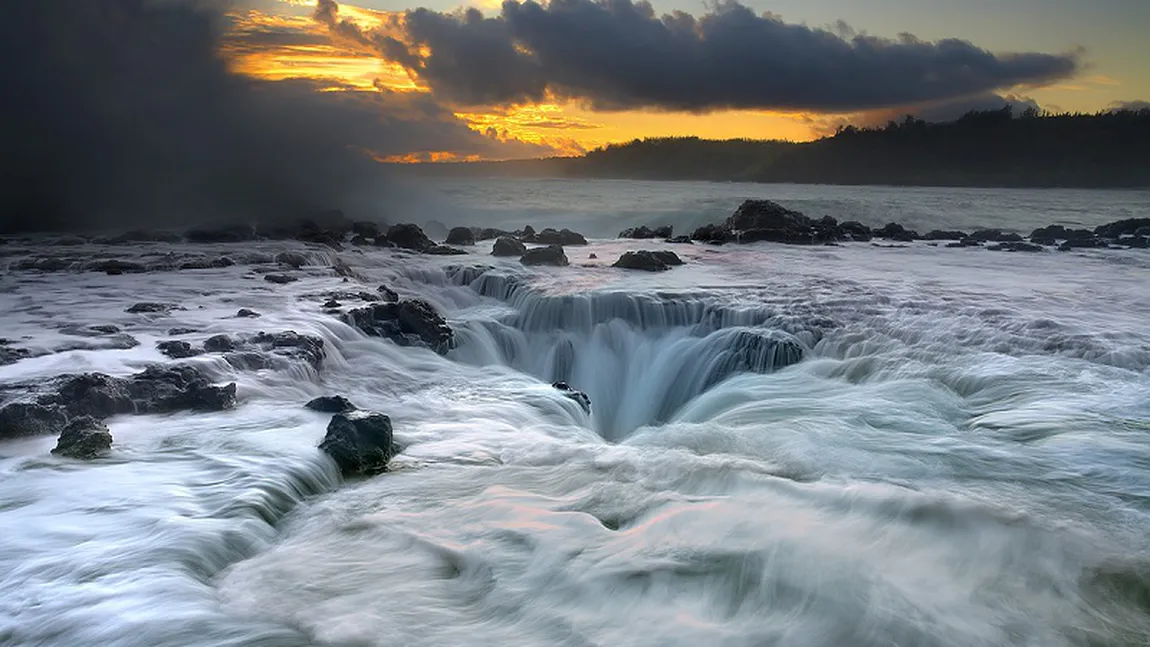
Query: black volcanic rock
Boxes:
[
  {"xmin": 387, "ymin": 223, "xmax": 435, "ymax": 252},
  {"xmin": 1095, "ymin": 218, "xmax": 1150, "ymax": 238},
  {"xmin": 691, "ymin": 224, "xmax": 732, "ymax": 244},
  {"xmin": 236, "ymin": 308, "xmax": 262, "ymax": 318},
  {"xmin": 157, "ymin": 340, "xmax": 200, "ymax": 359},
  {"xmin": 874, "ymin": 223, "xmax": 918, "ymax": 242},
  {"xmin": 250, "ymin": 331, "xmax": 326, "ymax": 368},
  {"xmin": 264, "ymin": 274, "xmax": 298, "ymax": 284},
  {"xmin": 0, "ymin": 402, "xmax": 68, "ymax": 439},
  {"xmin": 839, "ymin": 221, "xmax": 873, "ymax": 241},
  {"xmin": 306, "ymin": 395, "xmax": 358, "ymax": 413},
  {"xmin": 274, "ymin": 251, "xmax": 310, "ymax": 268},
  {"xmin": 203, "ymin": 334, "xmax": 237, "ymax": 353},
  {"xmin": 520, "ymin": 245, "xmax": 569, "ymax": 267},
  {"xmin": 351, "ymin": 221, "xmax": 382, "ymax": 239},
  {"xmin": 492, "ymin": 236, "xmax": 527, "ymax": 257},
  {"xmin": 377, "ymin": 285, "xmax": 400, "ymax": 302},
  {"xmin": 425, "ymin": 245, "xmax": 469, "ymax": 256},
  {"xmin": 619, "ymin": 225, "xmax": 673, "ymax": 239},
  {"xmin": 924, "ymin": 230, "xmax": 968, "ymax": 241},
  {"xmin": 970, "ymin": 229, "xmax": 1023, "ymax": 243},
  {"xmin": 553, "ymin": 382, "xmax": 591, "ymax": 414},
  {"xmin": 987, "ymin": 242, "xmax": 1044, "ymax": 252},
  {"xmin": 52, "ymin": 417, "xmax": 112, "ymax": 459},
  {"xmin": 319, "ymin": 412, "xmax": 396, "ymax": 476},
  {"xmin": 613, "ymin": 250, "xmax": 683, "ymax": 271},
  {"xmin": 347, "ymin": 299, "xmax": 455, "ymax": 355},
  {"xmin": 445, "ymin": 227, "xmax": 476, "ymax": 246},
  {"xmin": 726, "ymin": 200, "xmax": 811, "ymax": 233},
  {"xmin": 535, "ymin": 228, "xmax": 587, "ymax": 246}
]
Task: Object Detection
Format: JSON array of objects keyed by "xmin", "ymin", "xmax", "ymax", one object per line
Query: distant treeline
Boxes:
[{"xmin": 400, "ymin": 108, "xmax": 1150, "ymax": 188}]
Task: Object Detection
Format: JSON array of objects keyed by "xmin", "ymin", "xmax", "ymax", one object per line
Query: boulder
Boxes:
[
  {"xmin": 38, "ymin": 366, "xmax": 236, "ymax": 419},
  {"xmin": 387, "ymin": 223, "xmax": 434, "ymax": 252},
  {"xmin": 157, "ymin": 340, "xmax": 200, "ymax": 359},
  {"xmin": 250, "ymin": 331, "xmax": 326, "ymax": 368},
  {"xmin": 520, "ymin": 245, "xmax": 569, "ymax": 267},
  {"xmin": 612, "ymin": 250, "xmax": 683, "ymax": 271},
  {"xmin": 945, "ymin": 238, "xmax": 983, "ymax": 248},
  {"xmin": 874, "ymin": 223, "xmax": 918, "ymax": 241},
  {"xmin": 519, "ymin": 225, "xmax": 538, "ymax": 243},
  {"xmin": 553, "ymin": 382, "xmax": 591, "ymax": 414},
  {"xmin": 323, "ymin": 299, "xmax": 341, "ymax": 309},
  {"xmin": 987, "ymin": 242, "xmax": 1044, "ymax": 253},
  {"xmin": 492, "ymin": 236, "xmax": 528, "ymax": 257},
  {"xmin": 726, "ymin": 200, "xmax": 811, "ymax": 232},
  {"xmin": 373, "ymin": 234, "xmax": 392, "ymax": 247},
  {"xmin": 445, "ymin": 227, "xmax": 476, "ymax": 246},
  {"xmin": 178, "ymin": 257, "xmax": 235, "ymax": 270},
  {"xmin": 185, "ymin": 224, "xmax": 256, "ymax": 244},
  {"xmin": 474, "ymin": 227, "xmax": 512, "ymax": 241},
  {"xmin": 51, "ymin": 417, "xmax": 112, "ymax": 459},
  {"xmin": 236, "ymin": 308, "xmax": 262, "ymax": 318},
  {"xmin": 665, "ymin": 235, "xmax": 693, "ymax": 244},
  {"xmin": 203, "ymin": 334, "xmax": 237, "ymax": 353},
  {"xmin": 0, "ymin": 402, "xmax": 68, "ymax": 439},
  {"xmin": 619, "ymin": 225, "xmax": 671, "ymax": 239},
  {"xmin": 306, "ymin": 395, "xmax": 358, "ymax": 413},
  {"xmin": 319, "ymin": 412, "xmax": 396, "ymax": 476},
  {"xmin": 0, "ymin": 345, "xmax": 32, "ymax": 366},
  {"xmin": 535, "ymin": 228, "xmax": 587, "ymax": 246},
  {"xmin": 346, "ymin": 299, "xmax": 455, "ymax": 355},
  {"xmin": 264, "ymin": 274, "xmax": 298, "ymax": 284}
]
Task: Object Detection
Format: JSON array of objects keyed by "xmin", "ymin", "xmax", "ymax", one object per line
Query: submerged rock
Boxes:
[
  {"xmin": 445, "ymin": 227, "xmax": 476, "ymax": 246},
  {"xmin": 236, "ymin": 308, "xmax": 262, "ymax": 318},
  {"xmin": 520, "ymin": 245, "xmax": 569, "ymax": 267},
  {"xmin": 264, "ymin": 274, "xmax": 298, "ymax": 285},
  {"xmin": 612, "ymin": 250, "xmax": 682, "ymax": 271},
  {"xmin": 51, "ymin": 417, "xmax": 112, "ymax": 459},
  {"xmin": 346, "ymin": 300, "xmax": 455, "ymax": 355},
  {"xmin": 987, "ymin": 242, "xmax": 1044, "ymax": 253},
  {"xmin": 665, "ymin": 235, "xmax": 693, "ymax": 244},
  {"xmin": 552, "ymin": 382, "xmax": 591, "ymax": 414},
  {"xmin": 306, "ymin": 395, "xmax": 358, "ymax": 413},
  {"xmin": 203, "ymin": 334, "xmax": 237, "ymax": 353},
  {"xmin": 274, "ymin": 251, "xmax": 310, "ymax": 268},
  {"xmin": 425, "ymin": 245, "xmax": 469, "ymax": 256},
  {"xmin": 924, "ymin": 230, "xmax": 968, "ymax": 241},
  {"xmin": 250, "ymin": 331, "xmax": 326, "ymax": 368},
  {"xmin": 378, "ymin": 285, "xmax": 400, "ymax": 302},
  {"xmin": 492, "ymin": 236, "xmax": 528, "ymax": 257},
  {"xmin": 319, "ymin": 412, "xmax": 396, "ymax": 476},
  {"xmin": 126, "ymin": 302, "xmax": 179, "ymax": 314}
]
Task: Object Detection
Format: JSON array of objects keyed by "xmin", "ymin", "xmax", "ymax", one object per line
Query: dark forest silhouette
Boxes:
[{"xmin": 404, "ymin": 108, "xmax": 1150, "ymax": 187}]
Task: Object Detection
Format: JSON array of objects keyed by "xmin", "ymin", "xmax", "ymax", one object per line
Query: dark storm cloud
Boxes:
[
  {"xmin": 0, "ymin": 0, "xmax": 549, "ymax": 233},
  {"xmin": 324, "ymin": 0, "xmax": 1080, "ymax": 112}
]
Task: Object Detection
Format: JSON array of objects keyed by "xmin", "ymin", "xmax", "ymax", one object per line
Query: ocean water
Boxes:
[{"xmin": 2, "ymin": 180, "xmax": 1150, "ymax": 646}]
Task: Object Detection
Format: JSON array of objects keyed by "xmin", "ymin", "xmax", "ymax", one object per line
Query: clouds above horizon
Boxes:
[{"xmin": 316, "ymin": 0, "xmax": 1081, "ymax": 113}]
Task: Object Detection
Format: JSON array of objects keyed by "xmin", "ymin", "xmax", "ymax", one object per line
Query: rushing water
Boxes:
[{"xmin": 2, "ymin": 181, "xmax": 1150, "ymax": 646}]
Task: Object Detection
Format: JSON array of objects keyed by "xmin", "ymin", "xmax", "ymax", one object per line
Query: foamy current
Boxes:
[{"xmin": 2, "ymin": 181, "xmax": 1150, "ymax": 646}]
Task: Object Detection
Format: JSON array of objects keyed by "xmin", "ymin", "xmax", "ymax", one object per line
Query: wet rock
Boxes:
[
  {"xmin": 126, "ymin": 302, "xmax": 180, "ymax": 314},
  {"xmin": 726, "ymin": 200, "xmax": 810, "ymax": 232},
  {"xmin": 0, "ymin": 343, "xmax": 32, "ymax": 366},
  {"xmin": 839, "ymin": 221, "xmax": 873, "ymax": 241},
  {"xmin": 987, "ymin": 242, "xmax": 1044, "ymax": 253},
  {"xmin": 518, "ymin": 225, "xmax": 538, "ymax": 243},
  {"xmin": 167, "ymin": 327, "xmax": 198, "ymax": 336},
  {"xmin": 351, "ymin": 221, "xmax": 382, "ymax": 239},
  {"xmin": 874, "ymin": 223, "xmax": 918, "ymax": 242},
  {"xmin": 236, "ymin": 309, "xmax": 262, "ymax": 318},
  {"xmin": 319, "ymin": 412, "xmax": 396, "ymax": 476},
  {"xmin": 445, "ymin": 227, "xmax": 476, "ymax": 246},
  {"xmin": 945, "ymin": 238, "xmax": 983, "ymax": 248},
  {"xmin": 535, "ymin": 228, "xmax": 587, "ymax": 246},
  {"xmin": 0, "ymin": 402, "xmax": 68, "ymax": 439},
  {"xmin": 589, "ymin": 253, "xmax": 598, "ymax": 259},
  {"xmin": 691, "ymin": 223, "xmax": 732, "ymax": 244},
  {"xmin": 346, "ymin": 299, "xmax": 455, "ymax": 355},
  {"xmin": 12, "ymin": 257, "xmax": 73, "ymax": 272},
  {"xmin": 264, "ymin": 273, "xmax": 298, "ymax": 284},
  {"xmin": 665, "ymin": 235, "xmax": 693, "ymax": 244},
  {"xmin": 157, "ymin": 340, "xmax": 200, "ymax": 359},
  {"xmin": 185, "ymin": 224, "xmax": 255, "ymax": 243},
  {"xmin": 60, "ymin": 324, "xmax": 122, "ymax": 337},
  {"xmin": 474, "ymin": 227, "xmax": 512, "ymax": 241},
  {"xmin": 378, "ymin": 285, "xmax": 400, "ymax": 302},
  {"xmin": 126, "ymin": 365, "xmax": 238, "ymax": 413},
  {"xmin": 351, "ymin": 235, "xmax": 371, "ymax": 246},
  {"xmin": 970, "ymin": 229, "xmax": 1023, "ymax": 243},
  {"xmin": 250, "ymin": 331, "xmax": 326, "ymax": 368},
  {"xmin": 223, "ymin": 352, "xmax": 276, "ymax": 371},
  {"xmin": 323, "ymin": 299, "xmax": 341, "ymax": 309},
  {"xmin": 1095, "ymin": 218, "xmax": 1150, "ymax": 239},
  {"xmin": 553, "ymin": 382, "xmax": 591, "ymax": 414},
  {"xmin": 373, "ymin": 234, "xmax": 392, "ymax": 247},
  {"xmin": 521, "ymin": 245, "xmax": 569, "ymax": 267},
  {"xmin": 924, "ymin": 230, "xmax": 968, "ymax": 240},
  {"xmin": 492, "ymin": 236, "xmax": 527, "ymax": 257},
  {"xmin": 274, "ymin": 251, "xmax": 309, "ymax": 268},
  {"xmin": 306, "ymin": 395, "xmax": 358, "ymax": 413},
  {"xmin": 203, "ymin": 335, "xmax": 237, "ymax": 353},
  {"xmin": 613, "ymin": 250, "xmax": 682, "ymax": 271},
  {"xmin": 51, "ymin": 417, "xmax": 112, "ymax": 459},
  {"xmin": 386, "ymin": 223, "xmax": 435, "ymax": 252},
  {"xmin": 426, "ymin": 245, "xmax": 469, "ymax": 256}
]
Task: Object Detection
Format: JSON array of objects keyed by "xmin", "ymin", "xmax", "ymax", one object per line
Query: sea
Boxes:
[{"xmin": 2, "ymin": 179, "xmax": 1149, "ymax": 646}]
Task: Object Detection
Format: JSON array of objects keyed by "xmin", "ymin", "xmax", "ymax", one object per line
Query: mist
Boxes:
[{"xmin": 0, "ymin": 0, "xmax": 388, "ymax": 233}]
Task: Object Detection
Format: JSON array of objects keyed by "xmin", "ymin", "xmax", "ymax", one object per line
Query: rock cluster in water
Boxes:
[
  {"xmin": 345, "ymin": 299, "xmax": 455, "ymax": 355},
  {"xmin": 674, "ymin": 200, "xmax": 1150, "ymax": 251},
  {"xmin": 552, "ymin": 382, "xmax": 591, "ymax": 414},
  {"xmin": 613, "ymin": 250, "xmax": 684, "ymax": 271}
]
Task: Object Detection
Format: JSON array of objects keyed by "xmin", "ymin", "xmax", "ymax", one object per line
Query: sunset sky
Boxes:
[{"xmin": 227, "ymin": 0, "xmax": 1148, "ymax": 161}]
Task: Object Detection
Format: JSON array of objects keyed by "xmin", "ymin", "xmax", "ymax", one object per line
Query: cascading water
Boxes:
[{"xmin": 3, "ymin": 181, "xmax": 1150, "ymax": 647}]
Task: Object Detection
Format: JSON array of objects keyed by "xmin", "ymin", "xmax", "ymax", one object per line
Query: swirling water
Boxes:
[{"xmin": 1, "ymin": 181, "xmax": 1150, "ymax": 646}]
